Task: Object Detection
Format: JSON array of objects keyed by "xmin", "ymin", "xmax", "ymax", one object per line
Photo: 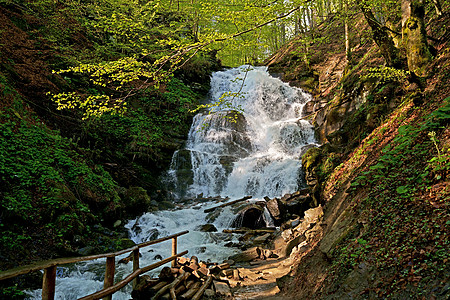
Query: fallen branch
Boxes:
[
  {"xmin": 223, "ymin": 228, "xmax": 276, "ymax": 234},
  {"xmin": 204, "ymin": 196, "xmax": 252, "ymax": 213}
]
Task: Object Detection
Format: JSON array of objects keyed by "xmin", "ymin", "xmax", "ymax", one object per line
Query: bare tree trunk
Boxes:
[
  {"xmin": 357, "ymin": 0, "xmax": 400, "ymax": 67},
  {"xmin": 344, "ymin": 0, "xmax": 351, "ymax": 62},
  {"xmin": 431, "ymin": 0, "xmax": 443, "ymax": 16},
  {"xmin": 402, "ymin": 0, "xmax": 432, "ymax": 76}
]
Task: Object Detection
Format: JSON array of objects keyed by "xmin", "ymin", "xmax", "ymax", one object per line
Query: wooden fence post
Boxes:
[
  {"xmin": 172, "ymin": 237, "xmax": 177, "ymax": 267},
  {"xmin": 42, "ymin": 265, "xmax": 56, "ymax": 300},
  {"xmin": 102, "ymin": 256, "xmax": 115, "ymax": 300},
  {"xmin": 132, "ymin": 248, "xmax": 140, "ymax": 288}
]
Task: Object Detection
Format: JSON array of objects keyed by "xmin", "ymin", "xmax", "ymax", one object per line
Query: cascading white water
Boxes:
[
  {"xmin": 25, "ymin": 65, "xmax": 316, "ymax": 299},
  {"xmin": 168, "ymin": 65, "xmax": 316, "ymax": 199}
]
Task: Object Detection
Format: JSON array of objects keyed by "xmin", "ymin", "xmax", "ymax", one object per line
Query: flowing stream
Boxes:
[{"xmin": 25, "ymin": 65, "xmax": 316, "ymax": 299}]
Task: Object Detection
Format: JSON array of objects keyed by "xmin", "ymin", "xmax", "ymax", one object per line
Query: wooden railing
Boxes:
[{"xmin": 0, "ymin": 230, "xmax": 189, "ymax": 300}]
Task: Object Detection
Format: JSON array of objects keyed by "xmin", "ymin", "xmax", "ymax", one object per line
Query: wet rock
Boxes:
[
  {"xmin": 138, "ymin": 228, "xmax": 158, "ymax": 242},
  {"xmin": 204, "ymin": 288, "xmax": 215, "ymax": 298},
  {"xmin": 231, "ymin": 204, "xmax": 266, "ymax": 229},
  {"xmin": 281, "ymin": 234, "xmax": 306, "ymax": 257},
  {"xmin": 197, "ymin": 224, "xmax": 218, "ymax": 232},
  {"xmin": 238, "ymin": 232, "xmax": 256, "ymax": 242},
  {"xmin": 303, "ymin": 205, "xmax": 324, "ymax": 224},
  {"xmin": 77, "ymin": 246, "xmax": 96, "ymax": 256},
  {"xmin": 119, "ymin": 238, "xmax": 136, "ymax": 249},
  {"xmin": 281, "ymin": 229, "xmax": 293, "ymax": 241},
  {"xmin": 229, "ymin": 247, "xmax": 261, "ymax": 263},
  {"xmin": 124, "ymin": 186, "xmax": 152, "ymax": 215},
  {"xmin": 253, "ymin": 233, "xmax": 271, "ymax": 245},
  {"xmin": 291, "ymin": 219, "xmax": 300, "ymax": 227},
  {"xmin": 158, "ymin": 201, "xmax": 175, "ymax": 210},
  {"xmin": 266, "ymin": 197, "xmax": 286, "ymax": 223}
]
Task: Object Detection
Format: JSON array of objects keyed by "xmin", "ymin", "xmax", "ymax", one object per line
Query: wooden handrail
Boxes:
[
  {"xmin": 0, "ymin": 230, "xmax": 189, "ymax": 300},
  {"xmin": 0, "ymin": 230, "xmax": 189, "ymax": 281},
  {"xmin": 78, "ymin": 250, "xmax": 188, "ymax": 300}
]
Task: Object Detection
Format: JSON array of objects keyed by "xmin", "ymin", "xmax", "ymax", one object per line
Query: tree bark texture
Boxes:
[
  {"xmin": 357, "ymin": 0, "xmax": 400, "ymax": 67},
  {"xmin": 402, "ymin": 0, "xmax": 432, "ymax": 76}
]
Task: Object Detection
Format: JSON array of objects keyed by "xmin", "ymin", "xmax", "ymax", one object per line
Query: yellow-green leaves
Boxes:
[{"xmin": 51, "ymin": 92, "xmax": 127, "ymax": 120}]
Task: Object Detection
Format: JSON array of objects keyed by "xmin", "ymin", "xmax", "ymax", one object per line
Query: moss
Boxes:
[{"xmin": 302, "ymin": 147, "xmax": 322, "ymax": 170}]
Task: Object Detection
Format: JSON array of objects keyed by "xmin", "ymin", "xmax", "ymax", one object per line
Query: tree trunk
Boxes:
[
  {"xmin": 344, "ymin": 0, "xmax": 351, "ymax": 63},
  {"xmin": 431, "ymin": 0, "xmax": 443, "ymax": 16},
  {"xmin": 402, "ymin": 0, "xmax": 432, "ymax": 76},
  {"xmin": 357, "ymin": 0, "xmax": 400, "ymax": 67}
]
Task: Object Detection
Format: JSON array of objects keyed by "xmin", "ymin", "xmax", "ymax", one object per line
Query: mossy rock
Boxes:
[
  {"xmin": 124, "ymin": 187, "xmax": 152, "ymax": 215},
  {"xmin": 302, "ymin": 147, "xmax": 322, "ymax": 170}
]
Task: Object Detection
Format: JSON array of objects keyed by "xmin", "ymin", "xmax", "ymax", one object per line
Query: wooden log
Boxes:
[
  {"xmin": 169, "ymin": 272, "xmax": 191, "ymax": 299},
  {"xmin": 180, "ymin": 281, "xmax": 201, "ymax": 299},
  {"xmin": 132, "ymin": 249, "xmax": 140, "ymax": 288},
  {"xmin": 171, "ymin": 237, "xmax": 178, "ymax": 268},
  {"xmin": 188, "ymin": 257, "xmax": 200, "ymax": 271},
  {"xmin": 159, "ymin": 267, "xmax": 174, "ymax": 281},
  {"xmin": 218, "ymin": 262, "xmax": 230, "ymax": 270},
  {"xmin": 131, "ymin": 278, "xmax": 160, "ymax": 299},
  {"xmin": 147, "ymin": 281, "xmax": 170, "ymax": 295},
  {"xmin": 219, "ymin": 269, "xmax": 233, "ymax": 278},
  {"xmin": 172, "ymin": 284, "xmax": 187, "ymax": 299},
  {"xmin": 176, "ymin": 256, "xmax": 190, "ymax": 266},
  {"xmin": 203, "ymin": 196, "xmax": 252, "ymax": 213},
  {"xmin": 233, "ymin": 269, "xmax": 240, "ymax": 280},
  {"xmin": 208, "ymin": 265, "xmax": 221, "ymax": 275},
  {"xmin": 193, "ymin": 267, "xmax": 209, "ymax": 279},
  {"xmin": 223, "ymin": 228, "xmax": 276, "ymax": 234},
  {"xmin": 152, "ymin": 272, "xmax": 190, "ymax": 300},
  {"xmin": 189, "ymin": 256, "xmax": 199, "ymax": 264},
  {"xmin": 150, "ymin": 282, "xmax": 172, "ymax": 300},
  {"xmin": 132, "ymin": 276, "xmax": 159, "ymax": 294},
  {"xmin": 185, "ymin": 280, "xmax": 195, "ymax": 289},
  {"xmin": 192, "ymin": 276, "xmax": 213, "ymax": 300},
  {"xmin": 181, "ymin": 265, "xmax": 195, "ymax": 273}
]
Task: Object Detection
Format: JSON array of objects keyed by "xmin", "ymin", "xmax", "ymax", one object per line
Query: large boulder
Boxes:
[
  {"xmin": 123, "ymin": 186, "xmax": 152, "ymax": 215},
  {"xmin": 230, "ymin": 204, "xmax": 266, "ymax": 229},
  {"xmin": 266, "ymin": 197, "xmax": 286, "ymax": 224}
]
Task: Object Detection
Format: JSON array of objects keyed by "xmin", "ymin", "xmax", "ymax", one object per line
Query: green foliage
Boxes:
[
  {"xmin": 84, "ymin": 77, "xmax": 199, "ymax": 162},
  {"xmin": 427, "ymin": 131, "xmax": 450, "ymax": 180},
  {"xmin": 0, "ymin": 95, "xmax": 121, "ymax": 250},
  {"xmin": 0, "ymin": 285, "xmax": 25, "ymax": 300},
  {"xmin": 363, "ymin": 66, "xmax": 410, "ymax": 84},
  {"xmin": 338, "ymin": 95, "xmax": 450, "ymax": 296}
]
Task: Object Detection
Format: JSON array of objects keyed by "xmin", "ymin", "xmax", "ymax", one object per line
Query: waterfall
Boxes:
[
  {"xmin": 168, "ymin": 65, "xmax": 316, "ymax": 199},
  {"xmin": 25, "ymin": 66, "xmax": 317, "ymax": 299}
]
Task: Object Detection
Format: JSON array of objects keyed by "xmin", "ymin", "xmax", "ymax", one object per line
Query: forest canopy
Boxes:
[{"xmin": 2, "ymin": 0, "xmax": 441, "ymax": 119}]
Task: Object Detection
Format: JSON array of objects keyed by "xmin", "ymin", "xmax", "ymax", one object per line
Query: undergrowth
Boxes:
[{"xmin": 331, "ymin": 97, "xmax": 450, "ymax": 297}]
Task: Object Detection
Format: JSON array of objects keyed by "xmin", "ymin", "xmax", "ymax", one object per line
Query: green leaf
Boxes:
[{"xmin": 396, "ymin": 185, "xmax": 409, "ymax": 194}]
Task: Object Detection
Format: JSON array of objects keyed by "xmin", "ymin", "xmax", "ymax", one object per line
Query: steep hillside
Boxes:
[
  {"xmin": 267, "ymin": 4, "xmax": 449, "ymax": 300},
  {"xmin": 0, "ymin": 0, "xmax": 218, "ymax": 282}
]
